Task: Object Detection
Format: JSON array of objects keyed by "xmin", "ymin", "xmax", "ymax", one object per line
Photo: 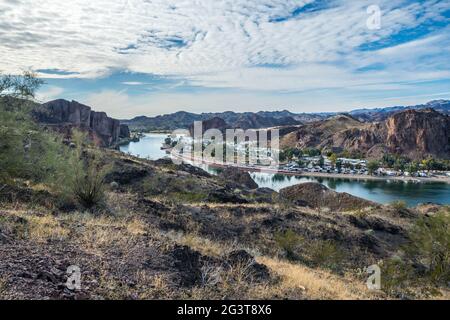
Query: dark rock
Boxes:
[
  {"xmin": 171, "ymin": 245, "xmax": 203, "ymax": 287},
  {"xmin": 207, "ymin": 188, "xmax": 248, "ymax": 204},
  {"xmin": 261, "ymin": 216, "xmax": 284, "ymax": 227},
  {"xmin": 34, "ymin": 99, "xmax": 130, "ymax": 147},
  {"xmin": 280, "ymin": 182, "xmax": 378, "ymax": 211},
  {"xmin": 348, "ymin": 215, "xmax": 370, "ymax": 229},
  {"xmin": 218, "ymin": 167, "xmax": 258, "ymax": 189},
  {"xmin": 365, "ymin": 216, "xmax": 403, "ymax": 234},
  {"xmin": 119, "ymin": 124, "xmax": 130, "ymax": 139},
  {"xmin": 0, "ymin": 228, "xmax": 11, "ymax": 244},
  {"xmin": 159, "ymin": 221, "xmax": 186, "ymax": 232},
  {"xmin": 358, "ymin": 233, "xmax": 384, "ymax": 255},
  {"xmin": 179, "ymin": 164, "xmax": 211, "ymax": 177},
  {"xmin": 37, "ymin": 271, "xmax": 58, "ymax": 284},
  {"xmin": 17, "ymin": 271, "xmax": 34, "ymax": 279},
  {"xmin": 225, "ymin": 250, "xmax": 271, "ymax": 282},
  {"xmin": 104, "ymin": 162, "xmax": 153, "ymax": 185},
  {"xmin": 0, "ymin": 184, "xmax": 55, "ymax": 208}
]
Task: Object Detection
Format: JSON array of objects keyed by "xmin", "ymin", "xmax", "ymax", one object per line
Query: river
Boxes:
[{"xmin": 120, "ymin": 133, "xmax": 450, "ymax": 206}]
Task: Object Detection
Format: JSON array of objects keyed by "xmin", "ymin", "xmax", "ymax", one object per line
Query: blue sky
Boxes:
[{"xmin": 1, "ymin": 0, "xmax": 449, "ymax": 118}]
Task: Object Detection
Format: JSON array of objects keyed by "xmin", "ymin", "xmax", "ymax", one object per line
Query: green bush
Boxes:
[
  {"xmin": 309, "ymin": 240, "xmax": 345, "ymax": 271},
  {"xmin": 391, "ymin": 200, "xmax": 407, "ymax": 211},
  {"xmin": 380, "ymin": 210, "xmax": 449, "ymax": 297},
  {"xmin": 274, "ymin": 229, "xmax": 303, "ymax": 260},
  {"xmin": 405, "ymin": 210, "xmax": 450, "ymax": 285},
  {"xmin": 379, "ymin": 257, "xmax": 414, "ymax": 296}
]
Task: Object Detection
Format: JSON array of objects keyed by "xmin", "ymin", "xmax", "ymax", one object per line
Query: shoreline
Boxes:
[
  {"xmin": 276, "ymin": 171, "xmax": 450, "ymax": 184},
  {"xmin": 171, "ymin": 154, "xmax": 450, "ymax": 184}
]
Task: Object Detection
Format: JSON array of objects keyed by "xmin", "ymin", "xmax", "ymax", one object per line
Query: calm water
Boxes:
[
  {"xmin": 120, "ymin": 133, "xmax": 170, "ymax": 160},
  {"xmin": 120, "ymin": 133, "xmax": 450, "ymax": 206}
]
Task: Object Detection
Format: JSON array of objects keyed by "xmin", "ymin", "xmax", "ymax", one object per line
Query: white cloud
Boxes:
[
  {"xmin": 1, "ymin": 0, "xmax": 449, "ymax": 94},
  {"xmin": 35, "ymin": 86, "xmax": 64, "ymax": 102}
]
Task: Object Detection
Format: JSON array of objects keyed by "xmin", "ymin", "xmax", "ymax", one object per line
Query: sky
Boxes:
[{"xmin": 0, "ymin": 0, "xmax": 449, "ymax": 118}]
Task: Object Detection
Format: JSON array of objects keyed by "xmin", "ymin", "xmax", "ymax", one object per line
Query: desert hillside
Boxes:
[{"xmin": 1, "ymin": 147, "xmax": 449, "ymax": 300}]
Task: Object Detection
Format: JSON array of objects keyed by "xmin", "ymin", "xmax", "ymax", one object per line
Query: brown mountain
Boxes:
[
  {"xmin": 34, "ymin": 99, "xmax": 130, "ymax": 147},
  {"xmin": 281, "ymin": 109, "xmax": 450, "ymax": 160},
  {"xmin": 280, "ymin": 114, "xmax": 365, "ymax": 152},
  {"xmin": 188, "ymin": 117, "xmax": 230, "ymax": 137}
]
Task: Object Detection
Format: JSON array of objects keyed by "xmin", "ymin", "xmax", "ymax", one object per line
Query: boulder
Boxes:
[
  {"xmin": 279, "ymin": 182, "xmax": 378, "ymax": 211},
  {"xmin": 171, "ymin": 245, "xmax": 204, "ymax": 287},
  {"xmin": 207, "ymin": 188, "xmax": 248, "ymax": 204},
  {"xmin": 218, "ymin": 167, "xmax": 258, "ymax": 189}
]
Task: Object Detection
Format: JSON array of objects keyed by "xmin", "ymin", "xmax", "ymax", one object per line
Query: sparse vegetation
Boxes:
[
  {"xmin": 391, "ymin": 200, "xmax": 407, "ymax": 211},
  {"xmin": 308, "ymin": 240, "xmax": 345, "ymax": 271},
  {"xmin": 0, "ymin": 277, "xmax": 8, "ymax": 299},
  {"xmin": 274, "ymin": 229, "xmax": 304, "ymax": 260},
  {"xmin": 406, "ymin": 210, "xmax": 450, "ymax": 285}
]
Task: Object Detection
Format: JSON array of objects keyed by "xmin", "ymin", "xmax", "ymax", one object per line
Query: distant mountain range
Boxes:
[
  {"xmin": 121, "ymin": 100, "xmax": 450, "ymax": 131},
  {"xmin": 121, "ymin": 110, "xmax": 303, "ymax": 131},
  {"xmin": 348, "ymin": 100, "xmax": 450, "ymax": 122}
]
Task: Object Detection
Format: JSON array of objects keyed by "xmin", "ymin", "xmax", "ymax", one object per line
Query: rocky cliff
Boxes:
[
  {"xmin": 281, "ymin": 109, "xmax": 450, "ymax": 160},
  {"xmin": 34, "ymin": 99, "xmax": 130, "ymax": 147}
]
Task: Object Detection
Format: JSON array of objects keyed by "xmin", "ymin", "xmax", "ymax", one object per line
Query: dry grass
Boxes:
[
  {"xmin": 61, "ymin": 212, "xmax": 149, "ymax": 256},
  {"xmin": 0, "ymin": 277, "xmax": 8, "ymax": 299},
  {"xmin": 257, "ymin": 256, "xmax": 380, "ymax": 300},
  {"xmin": 165, "ymin": 231, "xmax": 230, "ymax": 257},
  {"xmin": 0, "ymin": 210, "xmax": 68, "ymax": 242}
]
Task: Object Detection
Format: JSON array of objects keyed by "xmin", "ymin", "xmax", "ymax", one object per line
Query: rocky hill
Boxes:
[
  {"xmin": 122, "ymin": 100, "xmax": 450, "ymax": 132},
  {"xmin": 1, "ymin": 148, "xmax": 448, "ymax": 300},
  {"xmin": 280, "ymin": 114, "xmax": 366, "ymax": 153},
  {"xmin": 123, "ymin": 111, "xmax": 302, "ymax": 132},
  {"xmin": 281, "ymin": 108, "xmax": 450, "ymax": 160},
  {"xmin": 34, "ymin": 99, "xmax": 130, "ymax": 147}
]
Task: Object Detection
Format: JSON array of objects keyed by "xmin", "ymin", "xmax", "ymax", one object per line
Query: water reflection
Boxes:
[
  {"xmin": 119, "ymin": 133, "xmax": 450, "ymax": 207},
  {"xmin": 249, "ymin": 172, "xmax": 450, "ymax": 207}
]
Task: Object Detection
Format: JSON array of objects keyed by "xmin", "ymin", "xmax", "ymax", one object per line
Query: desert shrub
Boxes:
[
  {"xmin": 309, "ymin": 240, "xmax": 345, "ymax": 271},
  {"xmin": 405, "ymin": 210, "xmax": 450, "ymax": 285},
  {"xmin": 274, "ymin": 229, "xmax": 303, "ymax": 260},
  {"xmin": 380, "ymin": 210, "xmax": 449, "ymax": 297},
  {"xmin": 66, "ymin": 130, "xmax": 110, "ymax": 209},
  {"xmin": 391, "ymin": 200, "xmax": 407, "ymax": 211},
  {"xmin": 379, "ymin": 257, "xmax": 415, "ymax": 296}
]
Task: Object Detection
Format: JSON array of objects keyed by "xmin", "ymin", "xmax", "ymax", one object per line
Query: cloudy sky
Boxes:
[{"xmin": 1, "ymin": 0, "xmax": 449, "ymax": 118}]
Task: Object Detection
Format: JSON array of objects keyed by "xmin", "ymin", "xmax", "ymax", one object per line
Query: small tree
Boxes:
[
  {"xmin": 0, "ymin": 71, "xmax": 44, "ymax": 99},
  {"xmin": 367, "ymin": 160, "xmax": 380, "ymax": 175},
  {"xmin": 329, "ymin": 153, "xmax": 338, "ymax": 167}
]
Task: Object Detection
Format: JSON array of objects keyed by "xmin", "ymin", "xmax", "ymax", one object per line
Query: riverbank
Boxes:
[
  {"xmin": 172, "ymin": 153, "xmax": 450, "ymax": 184},
  {"xmin": 285, "ymin": 171, "xmax": 450, "ymax": 184}
]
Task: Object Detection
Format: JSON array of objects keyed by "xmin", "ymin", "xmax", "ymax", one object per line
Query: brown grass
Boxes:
[
  {"xmin": 165, "ymin": 231, "xmax": 230, "ymax": 257},
  {"xmin": 257, "ymin": 256, "xmax": 380, "ymax": 300},
  {"xmin": 0, "ymin": 210, "xmax": 68, "ymax": 242}
]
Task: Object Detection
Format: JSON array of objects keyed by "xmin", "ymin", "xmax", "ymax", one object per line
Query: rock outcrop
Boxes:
[
  {"xmin": 280, "ymin": 182, "xmax": 378, "ymax": 211},
  {"xmin": 281, "ymin": 109, "xmax": 450, "ymax": 160},
  {"xmin": 218, "ymin": 167, "xmax": 259, "ymax": 189},
  {"xmin": 34, "ymin": 99, "xmax": 130, "ymax": 147}
]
